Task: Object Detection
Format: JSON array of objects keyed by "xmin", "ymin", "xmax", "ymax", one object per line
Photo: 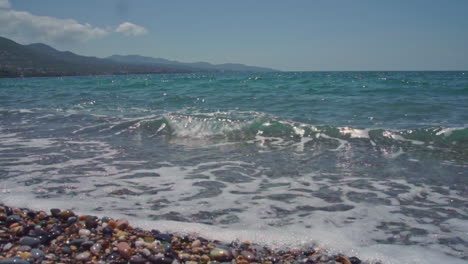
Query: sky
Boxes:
[{"xmin": 0, "ymin": 0, "xmax": 467, "ymax": 71}]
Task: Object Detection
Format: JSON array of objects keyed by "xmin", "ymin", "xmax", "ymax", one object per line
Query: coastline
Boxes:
[{"xmin": 0, "ymin": 204, "xmax": 363, "ymax": 264}]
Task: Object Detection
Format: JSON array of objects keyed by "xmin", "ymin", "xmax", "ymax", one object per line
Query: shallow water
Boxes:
[{"xmin": 0, "ymin": 72, "xmax": 467, "ymax": 263}]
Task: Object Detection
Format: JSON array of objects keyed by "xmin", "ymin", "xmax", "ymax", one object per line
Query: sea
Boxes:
[{"xmin": 0, "ymin": 71, "xmax": 467, "ymax": 263}]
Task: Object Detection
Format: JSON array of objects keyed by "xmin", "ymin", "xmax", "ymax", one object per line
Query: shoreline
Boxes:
[{"xmin": 0, "ymin": 204, "xmax": 364, "ymax": 264}]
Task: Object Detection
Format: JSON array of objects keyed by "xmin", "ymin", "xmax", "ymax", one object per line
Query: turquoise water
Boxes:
[{"xmin": 0, "ymin": 72, "xmax": 467, "ymax": 263}]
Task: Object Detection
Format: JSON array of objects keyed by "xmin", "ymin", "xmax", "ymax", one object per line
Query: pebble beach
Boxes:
[{"xmin": 0, "ymin": 204, "xmax": 365, "ymax": 264}]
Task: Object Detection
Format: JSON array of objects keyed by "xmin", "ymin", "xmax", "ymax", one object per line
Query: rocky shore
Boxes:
[{"xmin": 0, "ymin": 204, "xmax": 366, "ymax": 264}]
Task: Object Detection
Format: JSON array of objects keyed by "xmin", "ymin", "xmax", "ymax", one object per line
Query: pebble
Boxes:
[
  {"xmin": 90, "ymin": 243, "xmax": 102, "ymax": 254},
  {"xmin": 116, "ymin": 218, "xmax": 129, "ymax": 230},
  {"xmin": 19, "ymin": 236, "xmax": 40, "ymax": 247},
  {"xmin": 117, "ymin": 241, "xmax": 131, "ymax": 259},
  {"xmin": 67, "ymin": 216, "xmax": 77, "ymax": 225},
  {"xmin": 191, "ymin": 239, "xmax": 201, "ymax": 248},
  {"xmin": 0, "ymin": 258, "xmax": 30, "ymax": 264},
  {"xmin": 30, "ymin": 249, "xmax": 45, "ymax": 259},
  {"xmin": 50, "ymin": 208, "xmax": 60, "ymax": 217},
  {"xmin": 210, "ymin": 248, "xmax": 233, "ymax": 261},
  {"xmin": 58, "ymin": 210, "xmax": 75, "ymax": 220},
  {"xmin": 17, "ymin": 245, "xmax": 31, "ymax": 252},
  {"xmin": 129, "ymin": 255, "xmax": 146, "ymax": 264},
  {"xmin": 85, "ymin": 216, "xmax": 99, "ymax": 229},
  {"xmin": 241, "ymin": 250, "xmax": 256, "ymax": 261},
  {"xmin": 349, "ymin": 256, "xmax": 362, "ymax": 264},
  {"xmin": 3, "ymin": 243, "xmax": 13, "ymax": 251},
  {"xmin": 17, "ymin": 252, "xmax": 32, "ymax": 260},
  {"xmin": 75, "ymin": 252, "xmax": 91, "ymax": 261},
  {"xmin": 78, "ymin": 228, "xmax": 91, "ymax": 237},
  {"xmin": 147, "ymin": 255, "xmax": 173, "ymax": 264}
]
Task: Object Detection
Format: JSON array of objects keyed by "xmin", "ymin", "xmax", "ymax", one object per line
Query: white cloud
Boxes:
[
  {"xmin": 0, "ymin": 0, "xmax": 10, "ymax": 9},
  {"xmin": 115, "ymin": 22, "xmax": 148, "ymax": 36},
  {"xmin": 0, "ymin": 9, "xmax": 109, "ymax": 45}
]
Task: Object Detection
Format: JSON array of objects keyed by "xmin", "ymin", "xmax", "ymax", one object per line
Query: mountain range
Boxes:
[{"xmin": 0, "ymin": 36, "xmax": 276, "ymax": 78}]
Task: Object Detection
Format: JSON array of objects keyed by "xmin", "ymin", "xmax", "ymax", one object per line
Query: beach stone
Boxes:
[
  {"xmin": 3, "ymin": 242, "xmax": 13, "ymax": 251},
  {"xmin": 26, "ymin": 210, "xmax": 36, "ymax": 218},
  {"xmin": 210, "ymin": 248, "xmax": 233, "ymax": 262},
  {"xmin": 139, "ymin": 248, "xmax": 151, "ymax": 257},
  {"xmin": 81, "ymin": 240, "xmax": 94, "ymax": 250},
  {"xmin": 117, "ymin": 242, "xmax": 132, "ymax": 259},
  {"xmin": 76, "ymin": 252, "xmax": 91, "ymax": 261},
  {"xmin": 30, "ymin": 249, "xmax": 45, "ymax": 260},
  {"xmin": 154, "ymin": 233, "xmax": 171, "ymax": 242},
  {"xmin": 70, "ymin": 238, "xmax": 86, "ymax": 247},
  {"xmin": 19, "ymin": 236, "xmax": 40, "ymax": 247},
  {"xmin": 115, "ymin": 218, "xmax": 128, "ymax": 230},
  {"xmin": 106, "ymin": 252, "xmax": 121, "ymax": 261},
  {"xmin": 50, "ymin": 208, "xmax": 61, "ymax": 217},
  {"xmin": 348, "ymin": 257, "xmax": 361, "ymax": 264},
  {"xmin": 102, "ymin": 226, "xmax": 113, "ymax": 235},
  {"xmin": 147, "ymin": 255, "xmax": 173, "ymax": 264},
  {"xmin": 335, "ymin": 256, "xmax": 352, "ymax": 264},
  {"xmin": 85, "ymin": 216, "xmax": 98, "ymax": 229},
  {"xmin": 130, "ymin": 255, "xmax": 146, "ymax": 264},
  {"xmin": 61, "ymin": 246, "xmax": 72, "ymax": 255},
  {"xmin": 18, "ymin": 252, "xmax": 32, "ymax": 260},
  {"xmin": 241, "ymin": 250, "xmax": 256, "ymax": 261},
  {"xmin": 0, "ymin": 257, "xmax": 30, "ymax": 264},
  {"xmin": 58, "ymin": 210, "xmax": 75, "ymax": 220},
  {"xmin": 67, "ymin": 216, "xmax": 77, "ymax": 225},
  {"xmin": 90, "ymin": 243, "xmax": 102, "ymax": 254},
  {"xmin": 191, "ymin": 239, "xmax": 201, "ymax": 248},
  {"xmin": 116, "ymin": 218, "xmax": 129, "ymax": 230},
  {"xmin": 6, "ymin": 215, "xmax": 21, "ymax": 225},
  {"xmin": 17, "ymin": 245, "xmax": 31, "ymax": 252},
  {"xmin": 79, "ymin": 229, "xmax": 91, "ymax": 237}
]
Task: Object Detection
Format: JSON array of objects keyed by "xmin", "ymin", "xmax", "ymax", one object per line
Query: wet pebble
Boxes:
[
  {"xmin": 241, "ymin": 250, "xmax": 256, "ymax": 261},
  {"xmin": 58, "ymin": 210, "xmax": 75, "ymax": 220},
  {"xmin": 130, "ymin": 255, "xmax": 147, "ymax": 264},
  {"xmin": 85, "ymin": 216, "xmax": 98, "ymax": 229},
  {"xmin": 210, "ymin": 248, "xmax": 233, "ymax": 261},
  {"xmin": 147, "ymin": 255, "xmax": 173, "ymax": 264},
  {"xmin": 3, "ymin": 242, "xmax": 13, "ymax": 251},
  {"xmin": 19, "ymin": 236, "xmax": 40, "ymax": 247},
  {"xmin": 76, "ymin": 251, "xmax": 91, "ymax": 261},
  {"xmin": 67, "ymin": 216, "xmax": 77, "ymax": 225},
  {"xmin": 17, "ymin": 245, "xmax": 31, "ymax": 252},
  {"xmin": 78, "ymin": 228, "xmax": 91, "ymax": 237},
  {"xmin": 30, "ymin": 249, "xmax": 45, "ymax": 260},
  {"xmin": 116, "ymin": 218, "xmax": 129, "ymax": 230},
  {"xmin": 0, "ymin": 257, "xmax": 30, "ymax": 264},
  {"xmin": 117, "ymin": 241, "xmax": 132, "ymax": 259},
  {"xmin": 349, "ymin": 256, "xmax": 362, "ymax": 264},
  {"xmin": 90, "ymin": 242, "xmax": 102, "ymax": 254}
]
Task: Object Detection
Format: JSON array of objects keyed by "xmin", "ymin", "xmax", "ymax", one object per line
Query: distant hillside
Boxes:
[
  {"xmin": 107, "ymin": 54, "xmax": 277, "ymax": 73},
  {"xmin": 0, "ymin": 36, "xmax": 190, "ymax": 78},
  {"xmin": 0, "ymin": 36, "xmax": 277, "ymax": 78}
]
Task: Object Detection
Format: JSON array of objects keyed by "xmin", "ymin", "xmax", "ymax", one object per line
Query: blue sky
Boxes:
[{"xmin": 1, "ymin": 0, "xmax": 467, "ymax": 71}]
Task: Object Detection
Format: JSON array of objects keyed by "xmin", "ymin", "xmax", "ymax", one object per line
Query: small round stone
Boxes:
[
  {"xmin": 19, "ymin": 236, "xmax": 40, "ymax": 247},
  {"xmin": 90, "ymin": 243, "xmax": 102, "ymax": 254},
  {"xmin": 130, "ymin": 255, "xmax": 146, "ymax": 264},
  {"xmin": 117, "ymin": 242, "xmax": 131, "ymax": 259},
  {"xmin": 210, "ymin": 248, "xmax": 233, "ymax": 262},
  {"xmin": 76, "ymin": 252, "xmax": 91, "ymax": 261},
  {"xmin": 0, "ymin": 257, "xmax": 30, "ymax": 264},
  {"xmin": 147, "ymin": 255, "xmax": 173, "ymax": 264},
  {"xmin": 30, "ymin": 249, "xmax": 45, "ymax": 260},
  {"xmin": 79, "ymin": 229, "xmax": 91, "ymax": 237},
  {"xmin": 58, "ymin": 210, "xmax": 75, "ymax": 220}
]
